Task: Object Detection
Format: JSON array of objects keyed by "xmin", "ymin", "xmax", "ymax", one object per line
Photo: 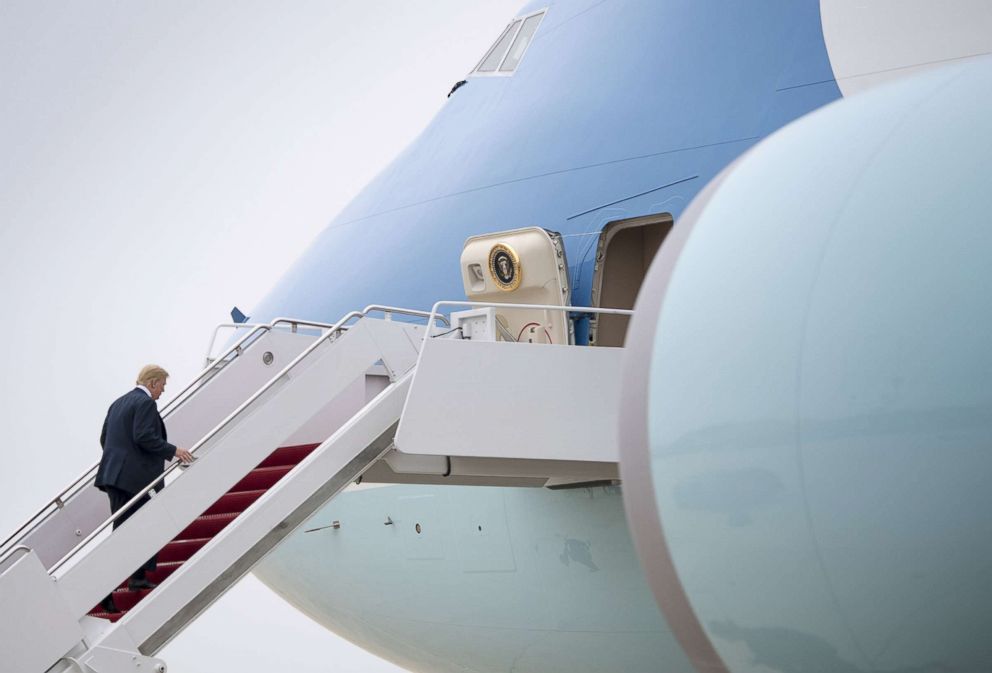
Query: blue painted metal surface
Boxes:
[
  {"xmin": 641, "ymin": 59, "xmax": 992, "ymax": 672},
  {"xmin": 251, "ymin": 0, "xmax": 841, "ymax": 330}
]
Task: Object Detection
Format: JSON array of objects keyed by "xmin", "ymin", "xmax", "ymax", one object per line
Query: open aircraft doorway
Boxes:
[{"xmin": 590, "ymin": 214, "xmax": 673, "ymax": 347}]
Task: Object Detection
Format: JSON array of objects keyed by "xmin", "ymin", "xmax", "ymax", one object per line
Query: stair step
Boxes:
[
  {"xmin": 202, "ymin": 489, "xmax": 266, "ymax": 516},
  {"xmin": 88, "ymin": 586, "xmax": 152, "ymax": 618},
  {"xmin": 85, "ymin": 442, "xmax": 321, "ymax": 622},
  {"xmin": 257, "ymin": 443, "xmax": 319, "ymax": 468},
  {"xmin": 175, "ymin": 512, "xmax": 240, "ymax": 540},
  {"xmin": 113, "ymin": 561, "xmax": 185, "ymax": 589},
  {"xmin": 88, "ymin": 610, "xmax": 126, "ymax": 623},
  {"xmin": 230, "ymin": 465, "xmax": 293, "ymax": 492},
  {"xmin": 158, "ymin": 537, "xmax": 211, "ymax": 563},
  {"xmin": 107, "ymin": 588, "xmax": 153, "ymax": 611}
]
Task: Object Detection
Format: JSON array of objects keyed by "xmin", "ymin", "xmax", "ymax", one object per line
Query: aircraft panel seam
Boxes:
[{"xmin": 328, "ymin": 137, "xmax": 758, "ymax": 231}]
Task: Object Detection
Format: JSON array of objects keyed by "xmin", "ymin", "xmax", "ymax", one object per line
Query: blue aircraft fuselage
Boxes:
[{"xmin": 251, "ymin": 0, "xmax": 840, "ymax": 329}]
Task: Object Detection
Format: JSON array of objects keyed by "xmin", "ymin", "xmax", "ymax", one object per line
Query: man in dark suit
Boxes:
[{"xmin": 95, "ymin": 364, "xmax": 193, "ymax": 613}]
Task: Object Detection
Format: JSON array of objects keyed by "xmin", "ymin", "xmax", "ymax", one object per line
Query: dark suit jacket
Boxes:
[{"xmin": 95, "ymin": 388, "xmax": 177, "ymax": 494}]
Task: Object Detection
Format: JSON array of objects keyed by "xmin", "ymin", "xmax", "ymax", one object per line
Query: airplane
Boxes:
[
  {"xmin": 1, "ymin": 1, "xmax": 990, "ymax": 672},
  {"xmin": 246, "ymin": 2, "xmax": 992, "ymax": 671}
]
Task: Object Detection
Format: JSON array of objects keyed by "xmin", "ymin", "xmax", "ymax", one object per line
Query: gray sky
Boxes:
[{"xmin": 0, "ymin": 1, "xmax": 519, "ymax": 670}]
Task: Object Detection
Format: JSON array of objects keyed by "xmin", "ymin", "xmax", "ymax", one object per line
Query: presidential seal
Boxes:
[{"xmin": 488, "ymin": 243, "xmax": 521, "ymax": 291}]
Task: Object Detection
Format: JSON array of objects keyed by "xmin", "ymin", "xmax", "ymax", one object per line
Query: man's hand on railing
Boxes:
[{"xmin": 175, "ymin": 448, "xmax": 194, "ymax": 464}]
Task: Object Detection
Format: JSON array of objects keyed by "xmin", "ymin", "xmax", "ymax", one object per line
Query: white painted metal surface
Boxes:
[
  {"xmin": 395, "ymin": 337, "xmax": 622, "ymax": 463},
  {"xmin": 280, "ymin": 368, "xmax": 392, "ymax": 448},
  {"xmin": 0, "ymin": 550, "xmax": 82, "ymax": 673},
  {"xmin": 0, "ymin": 486, "xmax": 105, "ymax": 576},
  {"xmin": 165, "ymin": 328, "xmax": 317, "ymax": 447},
  {"xmin": 451, "ymin": 307, "xmax": 499, "ymax": 342}
]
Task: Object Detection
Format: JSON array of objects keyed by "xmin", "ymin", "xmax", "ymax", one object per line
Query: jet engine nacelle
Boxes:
[{"xmin": 620, "ymin": 59, "xmax": 992, "ymax": 673}]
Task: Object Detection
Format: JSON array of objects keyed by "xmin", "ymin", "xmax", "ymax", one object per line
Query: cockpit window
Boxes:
[
  {"xmin": 477, "ymin": 19, "xmax": 521, "ymax": 72},
  {"xmin": 499, "ymin": 13, "xmax": 544, "ymax": 72},
  {"xmin": 473, "ymin": 9, "xmax": 546, "ymax": 76}
]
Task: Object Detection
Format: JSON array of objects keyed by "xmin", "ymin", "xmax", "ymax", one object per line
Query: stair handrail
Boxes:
[
  {"xmin": 0, "ymin": 324, "xmax": 272, "ymax": 562},
  {"xmin": 421, "ymin": 300, "xmax": 634, "ymax": 350},
  {"xmin": 201, "ymin": 318, "xmax": 346, "ymax": 368},
  {"xmin": 360, "ymin": 304, "xmax": 449, "ymax": 326},
  {"xmin": 160, "ymin": 323, "xmax": 270, "ymax": 416},
  {"xmin": 173, "ymin": 317, "xmax": 353, "ymax": 415},
  {"xmin": 0, "ymin": 316, "xmax": 355, "ymax": 566},
  {"xmin": 47, "ymin": 305, "xmax": 446, "ymax": 576},
  {"xmin": 0, "ymin": 468, "xmax": 96, "ymax": 565}
]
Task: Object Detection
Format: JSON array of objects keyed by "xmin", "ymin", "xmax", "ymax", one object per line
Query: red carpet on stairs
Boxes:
[{"xmin": 87, "ymin": 443, "xmax": 320, "ymax": 622}]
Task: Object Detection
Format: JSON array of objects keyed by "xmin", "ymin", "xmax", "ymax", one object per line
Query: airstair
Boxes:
[{"xmin": 0, "ymin": 301, "xmax": 629, "ymax": 673}]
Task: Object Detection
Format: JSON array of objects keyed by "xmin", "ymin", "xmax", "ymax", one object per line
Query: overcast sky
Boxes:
[{"xmin": 0, "ymin": 2, "xmax": 519, "ymax": 670}]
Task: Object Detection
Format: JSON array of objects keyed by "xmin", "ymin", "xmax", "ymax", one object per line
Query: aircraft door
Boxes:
[
  {"xmin": 460, "ymin": 227, "xmax": 572, "ymax": 344},
  {"xmin": 589, "ymin": 214, "xmax": 672, "ymax": 347}
]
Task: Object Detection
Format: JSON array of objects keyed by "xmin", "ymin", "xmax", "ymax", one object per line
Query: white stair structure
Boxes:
[
  {"xmin": 0, "ymin": 316, "xmax": 325, "ymax": 579},
  {"xmin": 0, "ymin": 301, "xmax": 630, "ymax": 673}
]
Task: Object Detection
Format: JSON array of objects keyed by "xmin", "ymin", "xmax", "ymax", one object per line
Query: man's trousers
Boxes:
[{"xmin": 105, "ymin": 485, "xmax": 158, "ymax": 579}]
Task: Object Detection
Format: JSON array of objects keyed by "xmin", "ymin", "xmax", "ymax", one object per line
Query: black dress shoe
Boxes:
[
  {"xmin": 127, "ymin": 577, "xmax": 158, "ymax": 591},
  {"xmin": 100, "ymin": 596, "xmax": 120, "ymax": 614}
]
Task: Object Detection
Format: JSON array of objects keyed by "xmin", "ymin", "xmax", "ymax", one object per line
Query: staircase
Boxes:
[
  {"xmin": 0, "ymin": 300, "xmax": 626, "ymax": 673},
  {"xmin": 0, "ymin": 308, "xmax": 434, "ymax": 673},
  {"xmin": 87, "ymin": 443, "xmax": 319, "ymax": 622}
]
